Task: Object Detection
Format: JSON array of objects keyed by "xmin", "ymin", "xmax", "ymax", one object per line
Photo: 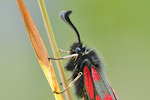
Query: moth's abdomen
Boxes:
[{"xmin": 72, "ymin": 70, "xmax": 84, "ymax": 98}]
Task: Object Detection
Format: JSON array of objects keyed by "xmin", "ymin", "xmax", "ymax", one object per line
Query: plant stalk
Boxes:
[{"xmin": 38, "ymin": 0, "xmax": 72, "ymax": 100}]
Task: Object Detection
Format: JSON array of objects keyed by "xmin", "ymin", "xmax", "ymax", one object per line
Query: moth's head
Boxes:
[
  {"xmin": 69, "ymin": 42, "xmax": 86, "ymax": 56},
  {"xmin": 60, "ymin": 11, "xmax": 84, "ymax": 55}
]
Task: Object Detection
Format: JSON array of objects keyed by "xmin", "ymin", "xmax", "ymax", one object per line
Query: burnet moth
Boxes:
[{"xmin": 49, "ymin": 11, "xmax": 119, "ymax": 100}]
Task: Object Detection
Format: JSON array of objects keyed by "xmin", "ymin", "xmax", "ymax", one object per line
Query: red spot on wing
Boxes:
[
  {"xmin": 96, "ymin": 95, "xmax": 102, "ymax": 100},
  {"xmin": 84, "ymin": 66, "xmax": 94, "ymax": 99},
  {"xmin": 91, "ymin": 67, "xmax": 100, "ymax": 81},
  {"xmin": 104, "ymin": 94, "xmax": 113, "ymax": 100}
]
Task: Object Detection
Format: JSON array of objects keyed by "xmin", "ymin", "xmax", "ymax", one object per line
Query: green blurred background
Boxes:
[{"xmin": 1, "ymin": 0, "xmax": 150, "ymax": 100}]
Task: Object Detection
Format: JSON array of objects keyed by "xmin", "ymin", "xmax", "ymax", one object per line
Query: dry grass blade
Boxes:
[{"xmin": 16, "ymin": 0, "xmax": 64, "ymax": 100}]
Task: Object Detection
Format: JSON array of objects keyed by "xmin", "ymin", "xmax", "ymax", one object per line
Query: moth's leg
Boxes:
[
  {"xmin": 54, "ymin": 72, "xmax": 83, "ymax": 94},
  {"xmin": 67, "ymin": 65, "xmax": 78, "ymax": 81},
  {"xmin": 60, "ymin": 65, "xmax": 78, "ymax": 85},
  {"xmin": 58, "ymin": 49, "xmax": 70, "ymax": 54},
  {"xmin": 60, "ymin": 74, "xmax": 73, "ymax": 85},
  {"xmin": 60, "ymin": 73, "xmax": 76, "ymax": 85},
  {"xmin": 48, "ymin": 54, "xmax": 78, "ymax": 60}
]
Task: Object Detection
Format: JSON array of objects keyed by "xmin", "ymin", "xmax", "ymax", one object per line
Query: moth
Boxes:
[{"xmin": 49, "ymin": 11, "xmax": 118, "ymax": 100}]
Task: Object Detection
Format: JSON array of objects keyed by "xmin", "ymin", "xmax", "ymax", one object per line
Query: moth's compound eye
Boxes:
[{"xmin": 75, "ymin": 47, "xmax": 81, "ymax": 53}]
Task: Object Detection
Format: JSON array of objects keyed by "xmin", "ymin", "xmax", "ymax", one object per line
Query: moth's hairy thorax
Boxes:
[{"xmin": 65, "ymin": 42, "xmax": 101, "ymax": 71}]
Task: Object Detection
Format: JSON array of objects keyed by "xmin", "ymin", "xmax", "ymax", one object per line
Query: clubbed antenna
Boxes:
[{"xmin": 59, "ymin": 11, "xmax": 81, "ymax": 45}]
